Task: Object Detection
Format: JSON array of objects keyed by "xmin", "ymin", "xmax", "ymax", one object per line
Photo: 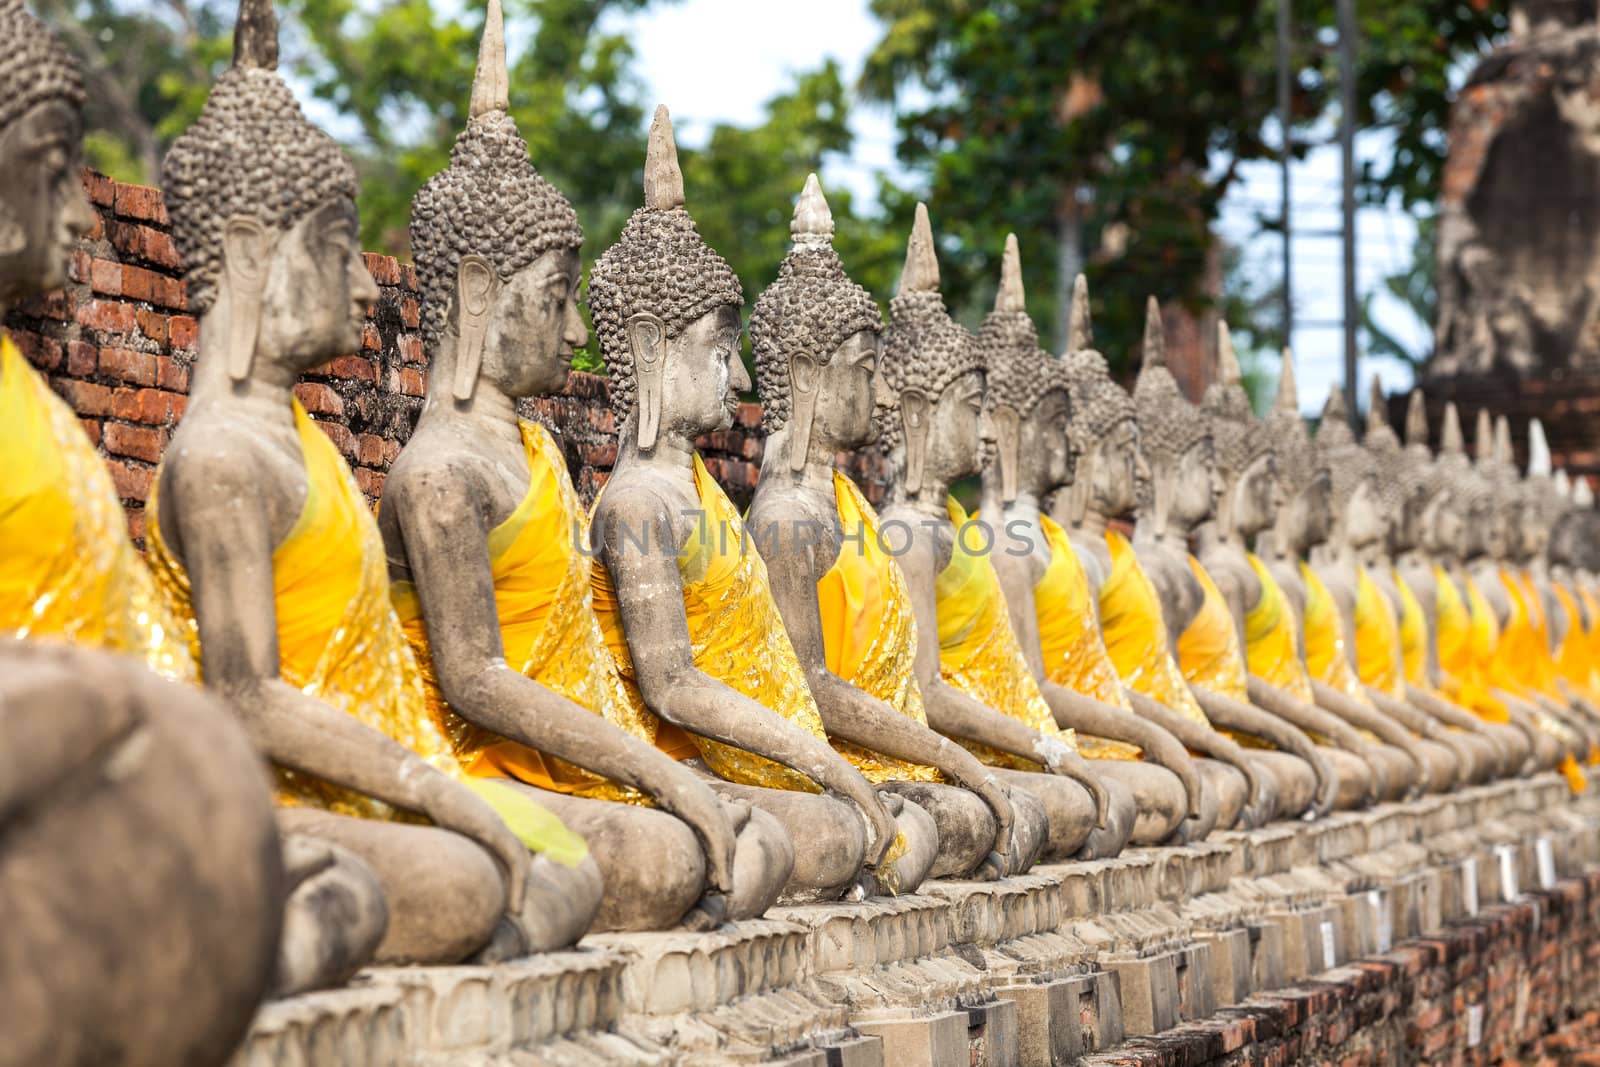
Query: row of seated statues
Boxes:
[{"xmin": 5, "ymin": 0, "xmax": 1600, "ymax": 1061}]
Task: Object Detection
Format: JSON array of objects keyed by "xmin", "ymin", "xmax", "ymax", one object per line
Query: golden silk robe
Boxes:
[
  {"xmin": 1353, "ymin": 566, "xmax": 1404, "ymax": 699},
  {"xmin": 815, "ymin": 472, "xmax": 940, "ymax": 784},
  {"xmin": 936, "ymin": 498, "xmax": 1076, "ymax": 771},
  {"xmin": 1300, "ymin": 562, "xmax": 1370, "ymax": 705},
  {"xmin": 590, "ymin": 453, "xmax": 828, "ymax": 792},
  {"xmin": 149, "ymin": 400, "xmax": 584, "ymax": 862},
  {"xmin": 1433, "ymin": 565, "xmax": 1505, "ymax": 721},
  {"xmin": 1098, "ymin": 531, "xmax": 1210, "ymax": 725},
  {"xmin": 1032, "ymin": 516, "xmax": 1140, "ymax": 760},
  {"xmin": 393, "ymin": 420, "xmax": 650, "ymax": 804},
  {"xmin": 0, "ymin": 336, "xmax": 192, "ymax": 679},
  {"xmin": 1243, "ymin": 553, "xmax": 1314, "ymax": 704},
  {"xmin": 1176, "ymin": 556, "xmax": 1251, "ymax": 704}
]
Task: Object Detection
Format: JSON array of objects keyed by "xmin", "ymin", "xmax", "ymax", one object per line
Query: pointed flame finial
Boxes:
[
  {"xmin": 643, "ymin": 104, "xmax": 685, "ymax": 211},
  {"xmin": 1066, "ymin": 273, "xmax": 1093, "ymax": 354},
  {"xmin": 1274, "ymin": 347, "xmax": 1298, "ymax": 414},
  {"xmin": 233, "ymin": 0, "xmax": 280, "ymax": 69},
  {"xmin": 1493, "ymin": 414, "xmax": 1513, "ymax": 466},
  {"xmin": 1576, "ymin": 477, "xmax": 1595, "ymax": 509},
  {"xmin": 1366, "ymin": 375, "xmax": 1390, "ymax": 434},
  {"xmin": 1528, "ymin": 417, "xmax": 1552, "ymax": 479},
  {"xmin": 1322, "ymin": 382, "xmax": 1349, "ymax": 426},
  {"xmin": 1141, "ymin": 296, "xmax": 1166, "ymax": 368},
  {"xmin": 995, "ymin": 233, "xmax": 1025, "ymax": 314},
  {"xmin": 469, "ymin": 0, "xmax": 509, "ymax": 118},
  {"xmin": 791, "ymin": 172, "xmax": 835, "ymax": 249},
  {"xmin": 1441, "ymin": 402, "xmax": 1465, "ymax": 456},
  {"xmin": 1555, "ymin": 469, "xmax": 1572, "ymax": 500},
  {"xmin": 1405, "ymin": 390, "xmax": 1428, "ymax": 448},
  {"xmin": 1215, "ymin": 320, "xmax": 1242, "ymax": 387},
  {"xmin": 1474, "ymin": 409, "xmax": 1494, "ymax": 463},
  {"xmin": 898, "ymin": 202, "xmax": 940, "ymax": 296}
]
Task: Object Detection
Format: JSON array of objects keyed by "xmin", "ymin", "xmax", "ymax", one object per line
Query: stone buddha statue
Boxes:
[
  {"xmin": 377, "ymin": 0, "xmax": 787, "ymax": 934},
  {"xmin": 587, "ymin": 108, "xmax": 919, "ymax": 901},
  {"xmin": 1526, "ymin": 430, "xmax": 1600, "ymax": 741},
  {"xmin": 976, "ymin": 237, "xmax": 1200, "ymax": 846},
  {"xmin": 869, "ymin": 203, "xmax": 1128, "ymax": 862},
  {"xmin": 0, "ymin": 4, "xmax": 285, "ymax": 1057},
  {"xmin": 746, "ymin": 176, "xmax": 1047, "ymax": 881},
  {"xmin": 1194, "ymin": 332, "xmax": 1414, "ymax": 806},
  {"xmin": 154, "ymin": 0, "xmax": 602, "ymax": 972},
  {"xmin": 1545, "ymin": 473, "xmax": 1600, "ymax": 715},
  {"xmin": 1127, "ymin": 299, "xmax": 1334, "ymax": 818}
]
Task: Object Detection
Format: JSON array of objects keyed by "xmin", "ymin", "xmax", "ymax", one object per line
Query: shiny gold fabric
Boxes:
[
  {"xmin": 1498, "ymin": 567, "xmax": 1559, "ymax": 698},
  {"xmin": 1394, "ymin": 570, "xmax": 1429, "ymax": 687},
  {"xmin": 1353, "ymin": 566, "xmax": 1404, "ymax": 699},
  {"xmin": 0, "ymin": 336, "xmax": 193, "ymax": 679},
  {"xmin": 1099, "ymin": 531, "xmax": 1210, "ymax": 725},
  {"xmin": 392, "ymin": 420, "xmax": 649, "ymax": 804},
  {"xmin": 1300, "ymin": 563, "xmax": 1369, "ymax": 705},
  {"xmin": 1434, "ymin": 565, "xmax": 1505, "ymax": 721},
  {"xmin": 1177, "ymin": 556, "xmax": 1250, "ymax": 704},
  {"xmin": 1032, "ymin": 516, "xmax": 1140, "ymax": 760},
  {"xmin": 815, "ymin": 472, "xmax": 940, "ymax": 784},
  {"xmin": 590, "ymin": 453, "xmax": 828, "ymax": 792},
  {"xmin": 936, "ymin": 498, "xmax": 1076, "ymax": 770},
  {"xmin": 149, "ymin": 402, "xmax": 586, "ymax": 861},
  {"xmin": 1553, "ymin": 584, "xmax": 1599, "ymax": 701},
  {"xmin": 1243, "ymin": 553, "xmax": 1314, "ymax": 703}
]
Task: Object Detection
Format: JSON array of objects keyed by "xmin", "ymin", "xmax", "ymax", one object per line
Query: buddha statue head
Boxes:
[
  {"xmin": 1399, "ymin": 390, "xmax": 1457, "ymax": 559},
  {"xmin": 1360, "ymin": 376, "xmax": 1416, "ymax": 555},
  {"xmin": 1473, "ymin": 410, "xmax": 1517, "ymax": 561},
  {"xmin": 749, "ymin": 174, "xmax": 884, "ymax": 467},
  {"xmin": 1314, "ymin": 385, "xmax": 1385, "ymax": 554},
  {"xmin": 589, "ymin": 106, "xmax": 745, "ymax": 452},
  {"xmin": 878, "ymin": 203, "xmax": 986, "ymax": 503},
  {"xmin": 1519, "ymin": 418, "xmax": 1562, "ymax": 563},
  {"xmin": 976, "ymin": 235, "xmax": 1074, "ymax": 504},
  {"xmin": 1201, "ymin": 321, "xmax": 1278, "ymax": 540},
  {"xmin": 410, "ymin": 0, "xmax": 586, "ymax": 404},
  {"xmin": 1262, "ymin": 348, "xmax": 1332, "ymax": 555},
  {"xmin": 163, "ymin": 0, "xmax": 373, "ymax": 385},
  {"xmin": 1132, "ymin": 296, "xmax": 1217, "ymax": 536},
  {"xmin": 1060, "ymin": 275, "xmax": 1143, "ymax": 524},
  {"xmin": 0, "ymin": 0, "xmax": 91, "ymax": 314},
  {"xmin": 1433, "ymin": 403, "xmax": 1489, "ymax": 561}
]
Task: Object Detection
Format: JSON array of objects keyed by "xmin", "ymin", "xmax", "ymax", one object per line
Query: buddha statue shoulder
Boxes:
[
  {"xmin": 1128, "ymin": 300, "xmax": 1332, "ymax": 818},
  {"xmin": 153, "ymin": 0, "xmax": 601, "ymax": 973},
  {"xmin": 745, "ymin": 175, "xmax": 1047, "ymax": 881},
  {"xmin": 975, "ymin": 236, "xmax": 1199, "ymax": 847},
  {"xmin": 586, "ymin": 108, "xmax": 908, "ymax": 902},
  {"xmin": 377, "ymin": 1, "xmax": 787, "ymax": 934},
  {"xmin": 0, "ymin": 2, "xmax": 286, "ymax": 1059}
]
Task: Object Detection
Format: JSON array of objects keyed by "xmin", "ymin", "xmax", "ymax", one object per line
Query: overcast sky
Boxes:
[{"xmin": 607, "ymin": 0, "xmax": 1433, "ymax": 415}]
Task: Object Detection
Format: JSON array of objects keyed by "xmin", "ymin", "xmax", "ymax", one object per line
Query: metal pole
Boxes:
[
  {"xmin": 1278, "ymin": 0, "xmax": 1293, "ymax": 348},
  {"xmin": 1338, "ymin": 0, "xmax": 1358, "ymax": 425}
]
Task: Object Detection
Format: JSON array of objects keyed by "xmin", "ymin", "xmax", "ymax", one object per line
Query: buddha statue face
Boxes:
[
  {"xmin": 1421, "ymin": 488, "xmax": 1461, "ymax": 557},
  {"xmin": 915, "ymin": 369, "xmax": 990, "ymax": 487},
  {"xmin": 461, "ymin": 247, "xmax": 586, "ymax": 399},
  {"xmin": 1088, "ymin": 417, "xmax": 1144, "ymax": 518},
  {"xmin": 1343, "ymin": 476, "xmax": 1388, "ymax": 550},
  {"xmin": 630, "ymin": 303, "xmax": 746, "ymax": 439},
  {"xmin": 1168, "ymin": 437, "xmax": 1222, "ymax": 532},
  {"xmin": 1013, "ymin": 387, "xmax": 1074, "ymax": 498},
  {"xmin": 1229, "ymin": 451, "xmax": 1281, "ymax": 539},
  {"xmin": 809, "ymin": 328, "xmax": 886, "ymax": 451},
  {"xmin": 0, "ymin": 100, "xmax": 92, "ymax": 308},
  {"xmin": 1277, "ymin": 468, "xmax": 1333, "ymax": 552}
]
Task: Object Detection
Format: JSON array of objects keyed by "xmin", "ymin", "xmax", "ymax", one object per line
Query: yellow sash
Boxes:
[
  {"xmin": 1099, "ymin": 531, "xmax": 1210, "ymax": 725},
  {"xmin": 1553, "ymin": 584, "xmax": 1598, "ymax": 701},
  {"xmin": 1177, "ymin": 556, "xmax": 1250, "ymax": 704},
  {"xmin": 1581, "ymin": 585, "xmax": 1600, "ymax": 684},
  {"xmin": 1243, "ymin": 553, "xmax": 1314, "ymax": 703},
  {"xmin": 936, "ymin": 498, "xmax": 1076, "ymax": 770},
  {"xmin": 1299, "ymin": 562, "xmax": 1370, "ymax": 705},
  {"xmin": 393, "ymin": 421, "xmax": 651, "ymax": 804},
  {"xmin": 1394, "ymin": 570, "xmax": 1429, "ymax": 686},
  {"xmin": 816, "ymin": 472, "xmax": 940, "ymax": 784},
  {"xmin": 0, "ymin": 337, "xmax": 193, "ymax": 679},
  {"xmin": 1436, "ymin": 565, "xmax": 1506, "ymax": 721},
  {"xmin": 149, "ymin": 402, "xmax": 584, "ymax": 863},
  {"xmin": 1353, "ymin": 565, "xmax": 1404, "ymax": 698},
  {"xmin": 1033, "ymin": 516, "xmax": 1140, "ymax": 760},
  {"xmin": 1497, "ymin": 567, "xmax": 1557, "ymax": 698},
  {"xmin": 590, "ymin": 454, "xmax": 828, "ymax": 792}
]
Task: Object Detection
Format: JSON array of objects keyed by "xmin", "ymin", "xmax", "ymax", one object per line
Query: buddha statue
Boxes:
[
  {"xmin": 1052, "ymin": 279, "xmax": 1264, "ymax": 835},
  {"xmin": 1546, "ymin": 475, "xmax": 1600, "ymax": 715},
  {"xmin": 1195, "ymin": 332, "xmax": 1417, "ymax": 806},
  {"xmin": 587, "ymin": 109, "xmax": 919, "ymax": 901},
  {"xmin": 378, "ymin": 1, "xmax": 788, "ymax": 934},
  {"xmin": 1127, "ymin": 299, "xmax": 1334, "ymax": 818},
  {"xmin": 745, "ymin": 177, "xmax": 1050, "ymax": 880},
  {"xmin": 868, "ymin": 204, "xmax": 1127, "ymax": 862},
  {"xmin": 976, "ymin": 237, "xmax": 1201, "ymax": 846},
  {"xmin": 0, "ymin": 3, "xmax": 286, "ymax": 1057},
  {"xmin": 153, "ymin": 0, "xmax": 602, "ymax": 971}
]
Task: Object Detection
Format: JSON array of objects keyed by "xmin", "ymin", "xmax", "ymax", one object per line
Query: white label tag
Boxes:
[
  {"xmin": 1373, "ymin": 890, "xmax": 1393, "ymax": 953},
  {"xmin": 1463, "ymin": 859, "xmax": 1479, "ymax": 917},
  {"xmin": 1499, "ymin": 845, "xmax": 1520, "ymax": 902},
  {"xmin": 1467, "ymin": 1003, "xmax": 1485, "ymax": 1047},
  {"xmin": 1537, "ymin": 838, "xmax": 1556, "ymax": 890},
  {"xmin": 1321, "ymin": 920, "xmax": 1337, "ymax": 968}
]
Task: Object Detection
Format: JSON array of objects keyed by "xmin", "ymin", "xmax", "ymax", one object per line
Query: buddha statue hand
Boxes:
[
  {"xmin": 416, "ymin": 768, "xmax": 531, "ymax": 917},
  {"xmin": 1241, "ymin": 763, "xmax": 1279, "ymax": 830},
  {"xmin": 1038, "ymin": 737, "xmax": 1111, "ymax": 829}
]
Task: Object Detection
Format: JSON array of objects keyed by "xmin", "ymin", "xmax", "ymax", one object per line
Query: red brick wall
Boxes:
[{"xmin": 1, "ymin": 171, "xmax": 890, "ymax": 542}]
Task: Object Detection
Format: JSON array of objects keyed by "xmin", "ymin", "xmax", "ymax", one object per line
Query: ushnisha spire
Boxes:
[
  {"xmin": 878, "ymin": 203, "xmax": 982, "ymax": 424},
  {"xmin": 996, "ymin": 233, "xmax": 1026, "ymax": 313},
  {"xmin": 1061, "ymin": 274, "xmax": 1134, "ymax": 450},
  {"xmin": 979, "ymin": 235, "xmax": 1070, "ymax": 418},
  {"xmin": 1317, "ymin": 383, "xmax": 1356, "ymax": 448},
  {"xmin": 749, "ymin": 173, "xmax": 882, "ymax": 434},
  {"xmin": 1404, "ymin": 390, "xmax": 1430, "ymax": 453},
  {"xmin": 588, "ymin": 104, "xmax": 743, "ymax": 420},
  {"xmin": 1141, "ymin": 295, "xmax": 1166, "ymax": 369},
  {"xmin": 1528, "ymin": 418, "xmax": 1553, "ymax": 480},
  {"xmin": 1274, "ymin": 346, "xmax": 1298, "ymax": 415},
  {"xmin": 1202, "ymin": 320, "xmax": 1271, "ymax": 478},
  {"xmin": 1441, "ymin": 402, "xmax": 1466, "ymax": 457},
  {"xmin": 232, "ymin": 0, "xmax": 279, "ymax": 69},
  {"xmin": 1494, "ymin": 414, "xmax": 1514, "ymax": 469},
  {"xmin": 898, "ymin": 202, "xmax": 942, "ymax": 296},
  {"xmin": 1265, "ymin": 347, "xmax": 1321, "ymax": 490},
  {"xmin": 1362, "ymin": 376, "xmax": 1410, "ymax": 516},
  {"xmin": 1363, "ymin": 375, "xmax": 1402, "ymax": 452},
  {"xmin": 1133, "ymin": 296, "xmax": 1210, "ymax": 466},
  {"xmin": 409, "ymin": 0, "xmax": 583, "ymax": 355},
  {"xmin": 1555, "ymin": 469, "xmax": 1573, "ymax": 500},
  {"xmin": 1066, "ymin": 273, "xmax": 1094, "ymax": 355},
  {"xmin": 1474, "ymin": 408, "xmax": 1495, "ymax": 465},
  {"xmin": 1317, "ymin": 384, "xmax": 1373, "ymax": 514},
  {"xmin": 1576, "ymin": 477, "xmax": 1596, "ymax": 509}
]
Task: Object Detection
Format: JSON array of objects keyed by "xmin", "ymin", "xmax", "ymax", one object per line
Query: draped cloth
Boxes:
[
  {"xmin": 1099, "ymin": 531, "xmax": 1210, "ymax": 725},
  {"xmin": 1497, "ymin": 567, "xmax": 1559, "ymax": 699},
  {"xmin": 1553, "ymin": 584, "xmax": 1599, "ymax": 703},
  {"xmin": 148, "ymin": 399, "xmax": 585, "ymax": 864},
  {"xmin": 1243, "ymin": 553, "xmax": 1314, "ymax": 704},
  {"xmin": 1435, "ymin": 565, "xmax": 1508, "ymax": 722},
  {"xmin": 936, "ymin": 498, "xmax": 1076, "ymax": 771},
  {"xmin": 1032, "ymin": 516, "xmax": 1140, "ymax": 760},
  {"xmin": 393, "ymin": 420, "xmax": 650, "ymax": 804},
  {"xmin": 0, "ymin": 336, "xmax": 193, "ymax": 679},
  {"xmin": 590, "ymin": 453, "xmax": 828, "ymax": 792},
  {"xmin": 1353, "ymin": 565, "xmax": 1405, "ymax": 699},
  {"xmin": 815, "ymin": 472, "xmax": 940, "ymax": 784},
  {"xmin": 1300, "ymin": 562, "xmax": 1369, "ymax": 705},
  {"xmin": 1394, "ymin": 571, "xmax": 1429, "ymax": 687},
  {"xmin": 1177, "ymin": 556, "xmax": 1250, "ymax": 704}
]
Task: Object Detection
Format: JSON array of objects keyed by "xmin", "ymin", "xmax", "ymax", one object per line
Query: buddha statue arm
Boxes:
[
  {"xmin": 389, "ymin": 471, "xmax": 738, "ymax": 898},
  {"xmin": 1124, "ymin": 689, "xmax": 1277, "ymax": 821},
  {"xmin": 165, "ymin": 457, "xmax": 531, "ymax": 909},
  {"xmin": 594, "ymin": 492, "xmax": 898, "ymax": 866},
  {"xmin": 1244, "ymin": 676, "xmax": 1391, "ymax": 799},
  {"xmin": 1403, "ymin": 683, "xmax": 1488, "ymax": 734},
  {"xmin": 1039, "ymin": 683, "xmax": 1203, "ymax": 818},
  {"xmin": 1191, "ymin": 685, "xmax": 1338, "ymax": 813},
  {"xmin": 1310, "ymin": 679, "xmax": 1440, "ymax": 764}
]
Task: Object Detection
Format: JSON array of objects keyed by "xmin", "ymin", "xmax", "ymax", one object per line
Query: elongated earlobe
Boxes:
[
  {"xmin": 628, "ymin": 313, "xmax": 665, "ymax": 451},
  {"xmin": 454, "ymin": 255, "xmax": 498, "ymax": 402},
  {"xmin": 788, "ymin": 353, "xmax": 819, "ymax": 473},
  {"xmin": 221, "ymin": 215, "xmax": 271, "ymax": 382},
  {"xmin": 902, "ymin": 390, "xmax": 930, "ymax": 496}
]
